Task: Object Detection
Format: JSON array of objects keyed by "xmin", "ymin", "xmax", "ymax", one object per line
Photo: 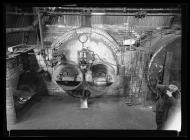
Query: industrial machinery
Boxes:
[
  {"xmin": 41, "ymin": 27, "xmax": 120, "ymax": 108},
  {"xmin": 5, "ymin": 6, "xmax": 183, "ymax": 128},
  {"xmin": 146, "ymin": 30, "xmax": 181, "ymax": 99}
]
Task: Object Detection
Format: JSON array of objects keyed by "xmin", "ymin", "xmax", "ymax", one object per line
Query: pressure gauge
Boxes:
[{"xmin": 79, "ymin": 34, "xmax": 88, "ymax": 43}]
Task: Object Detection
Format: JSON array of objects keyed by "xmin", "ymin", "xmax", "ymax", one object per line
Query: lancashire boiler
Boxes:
[{"xmin": 40, "ymin": 26, "xmax": 121, "ymax": 108}]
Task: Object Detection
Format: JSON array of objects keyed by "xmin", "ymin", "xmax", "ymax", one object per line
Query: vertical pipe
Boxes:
[
  {"xmin": 32, "ymin": 8, "xmax": 39, "ymax": 46},
  {"xmin": 119, "ymin": 64, "xmax": 125, "ymax": 95},
  {"xmin": 149, "ymin": 31, "xmax": 152, "ymax": 47},
  {"xmin": 21, "ymin": 15, "xmax": 25, "ymax": 44},
  {"xmin": 163, "ymin": 52, "xmax": 173, "ymax": 85},
  {"xmin": 37, "ymin": 7, "xmax": 44, "ymax": 49}
]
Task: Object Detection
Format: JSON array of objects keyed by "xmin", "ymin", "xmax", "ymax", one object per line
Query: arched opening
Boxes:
[
  {"xmin": 91, "ymin": 64, "xmax": 108, "ymax": 86},
  {"xmin": 54, "ymin": 65, "xmax": 82, "ymax": 91}
]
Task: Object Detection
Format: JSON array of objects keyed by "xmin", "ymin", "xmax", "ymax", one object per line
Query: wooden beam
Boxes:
[
  {"xmin": 37, "ymin": 7, "xmax": 44, "ymax": 49},
  {"xmin": 6, "ymin": 10, "xmax": 180, "ymax": 16},
  {"xmin": 6, "ymin": 7, "xmax": 180, "ymax": 16},
  {"xmin": 6, "ymin": 26, "xmax": 35, "ymax": 33},
  {"xmin": 6, "ymin": 18, "xmax": 39, "ymax": 34},
  {"xmin": 40, "ymin": 7, "xmax": 180, "ymax": 11},
  {"xmin": 33, "ymin": 7, "xmax": 40, "ymax": 46},
  {"xmin": 6, "ymin": 11, "xmax": 38, "ymax": 16}
]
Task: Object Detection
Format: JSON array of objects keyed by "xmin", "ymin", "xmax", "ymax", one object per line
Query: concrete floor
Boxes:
[{"xmin": 8, "ymin": 95, "xmax": 156, "ymax": 130}]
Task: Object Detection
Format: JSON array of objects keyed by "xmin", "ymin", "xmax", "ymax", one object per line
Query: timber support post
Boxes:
[{"xmin": 37, "ymin": 7, "xmax": 44, "ymax": 49}]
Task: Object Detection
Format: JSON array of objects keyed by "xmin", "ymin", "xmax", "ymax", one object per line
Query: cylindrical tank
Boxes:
[{"xmin": 147, "ymin": 33, "xmax": 181, "ymax": 94}]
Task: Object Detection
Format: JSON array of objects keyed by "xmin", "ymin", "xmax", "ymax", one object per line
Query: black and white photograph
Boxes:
[{"xmin": 4, "ymin": 3, "xmax": 187, "ymax": 137}]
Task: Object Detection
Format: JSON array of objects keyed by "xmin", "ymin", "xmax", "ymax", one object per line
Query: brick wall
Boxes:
[
  {"xmin": 6, "ymin": 55, "xmax": 23, "ymax": 124},
  {"xmin": 6, "ymin": 56, "xmax": 23, "ymax": 89},
  {"xmin": 6, "ymin": 50, "xmax": 49, "ymax": 114}
]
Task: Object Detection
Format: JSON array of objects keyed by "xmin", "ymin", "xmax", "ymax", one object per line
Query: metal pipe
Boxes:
[
  {"xmin": 39, "ymin": 11, "xmax": 180, "ymax": 16},
  {"xmin": 39, "ymin": 7, "xmax": 180, "ymax": 11},
  {"xmin": 6, "ymin": 6, "xmax": 180, "ymax": 14},
  {"xmin": 6, "ymin": 11, "xmax": 38, "ymax": 16}
]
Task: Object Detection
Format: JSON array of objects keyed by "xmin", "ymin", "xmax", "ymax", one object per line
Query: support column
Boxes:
[
  {"xmin": 163, "ymin": 52, "xmax": 173, "ymax": 85},
  {"xmin": 119, "ymin": 65, "xmax": 125, "ymax": 95},
  {"xmin": 37, "ymin": 7, "xmax": 44, "ymax": 49}
]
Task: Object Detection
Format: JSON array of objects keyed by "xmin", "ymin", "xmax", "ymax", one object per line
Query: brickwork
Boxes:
[
  {"xmin": 6, "ymin": 50, "xmax": 46, "ymax": 124},
  {"xmin": 6, "ymin": 55, "xmax": 23, "ymax": 124}
]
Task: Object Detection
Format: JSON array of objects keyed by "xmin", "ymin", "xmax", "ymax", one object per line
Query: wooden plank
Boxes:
[
  {"xmin": 6, "ymin": 18, "xmax": 39, "ymax": 34},
  {"xmin": 6, "ymin": 26, "xmax": 35, "ymax": 33},
  {"xmin": 6, "ymin": 11, "xmax": 38, "ymax": 16},
  {"xmin": 163, "ymin": 52, "xmax": 173, "ymax": 85},
  {"xmin": 38, "ymin": 11, "xmax": 180, "ymax": 16}
]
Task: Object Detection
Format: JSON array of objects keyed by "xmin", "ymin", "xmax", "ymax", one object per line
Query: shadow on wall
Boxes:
[
  {"xmin": 14, "ymin": 70, "xmax": 49, "ymax": 120},
  {"xmin": 17, "ymin": 71, "xmax": 49, "ymax": 96},
  {"xmin": 14, "ymin": 50, "xmax": 50, "ymax": 114},
  {"xmin": 20, "ymin": 50, "xmax": 40, "ymax": 72},
  {"xmin": 18, "ymin": 50, "xmax": 49, "ymax": 96}
]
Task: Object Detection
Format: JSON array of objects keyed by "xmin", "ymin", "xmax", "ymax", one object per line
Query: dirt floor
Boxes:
[{"xmin": 7, "ymin": 95, "xmax": 156, "ymax": 130}]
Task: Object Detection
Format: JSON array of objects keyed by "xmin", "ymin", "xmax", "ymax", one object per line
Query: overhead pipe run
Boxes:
[
  {"xmin": 6, "ymin": 12, "xmax": 38, "ymax": 16},
  {"xmin": 6, "ymin": 7, "xmax": 180, "ymax": 16},
  {"xmin": 39, "ymin": 7, "xmax": 180, "ymax": 16},
  {"xmin": 38, "ymin": 11, "xmax": 180, "ymax": 16},
  {"xmin": 40, "ymin": 7, "xmax": 180, "ymax": 12},
  {"xmin": 6, "ymin": 11, "xmax": 180, "ymax": 16}
]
